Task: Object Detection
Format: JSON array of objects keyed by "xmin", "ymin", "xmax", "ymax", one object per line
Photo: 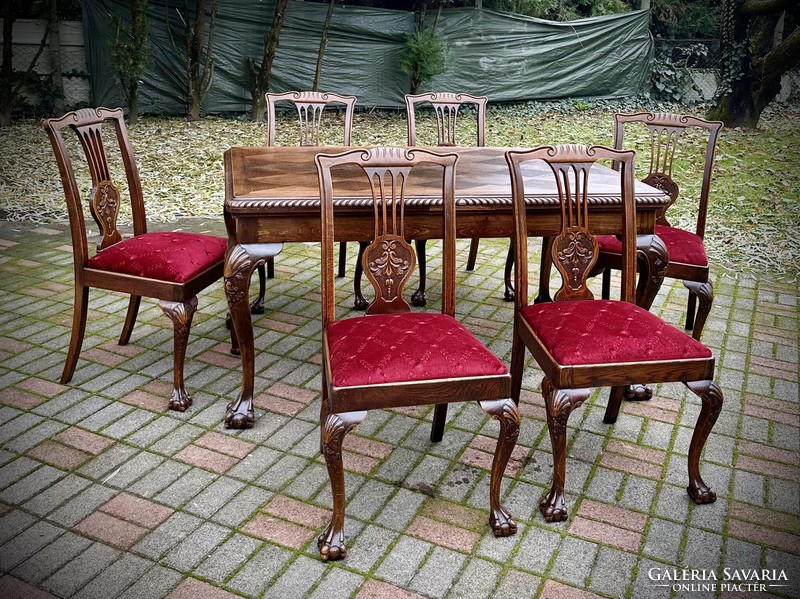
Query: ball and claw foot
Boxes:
[
  {"xmin": 224, "ymin": 403, "xmax": 255, "ymax": 429},
  {"xmin": 490, "ymin": 507, "xmax": 518, "ymax": 537},
  {"xmin": 411, "ymin": 290, "xmax": 427, "ymax": 306},
  {"xmin": 539, "ymin": 488, "xmax": 569, "ymax": 523},
  {"xmin": 353, "ymin": 296, "xmax": 368, "ymax": 311},
  {"xmin": 503, "ymin": 289, "xmax": 515, "ymax": 302},
  {"xmin": 250, "ymin": 299, "xmax": 265, "ymax": 314},
  {"xmin": 168, "ymin": 389, "xmax": 193, "ymax": 412},
  {"xmin": 624, "ymin": 384, "xmax": 653, "ymax": 401},
  {"xmin": 688, "ymin": 481, "xmax": 717, "ymax": 504},
  {"xmin": 318, "ymin": 523, "xmax": 347, "ymax": 561}
]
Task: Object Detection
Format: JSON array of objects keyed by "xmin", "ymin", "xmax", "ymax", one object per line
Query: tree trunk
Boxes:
[
  {"xmin": 250, "ymin": 0, "xmax": 289, "ymax": 121},
  {"xmin": 187, "ymin": 0, "xmax": 206, "ymax": 121},
  {"xmin": 313, "ymin": 0, "xmax": 335, "ymax": 92},
  {"xmin": 0, "ymin": 8, "xmax": 14, "ymax": 126},
  {"xmin": 48, "ymin": 0, "xmax": 65, "ymax": 115}
]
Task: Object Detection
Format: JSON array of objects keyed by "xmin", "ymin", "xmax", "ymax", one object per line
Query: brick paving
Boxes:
[{"xmin": 0, "ymin": 218, "xmax": 798, "ymax": 599}]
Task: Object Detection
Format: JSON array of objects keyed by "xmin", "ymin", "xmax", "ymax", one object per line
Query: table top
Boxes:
[{"xmin": 224, "ymin": 145, "xmax": 670, "ymax": 216}]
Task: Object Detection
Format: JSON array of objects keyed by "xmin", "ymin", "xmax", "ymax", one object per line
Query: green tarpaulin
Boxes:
[{"xmin": 83, "ymin": 0, "xmax": 652, "ymax": 114}]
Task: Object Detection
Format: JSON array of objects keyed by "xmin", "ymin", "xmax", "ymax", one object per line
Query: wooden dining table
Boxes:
[{"xmin": 222, "ymin": 145, "xmax": 671, "ymax": 429}]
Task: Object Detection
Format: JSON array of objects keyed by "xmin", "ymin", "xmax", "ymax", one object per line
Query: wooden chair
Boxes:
[
  {"xmin": 361, "ymin": 92, "xmax": 490, "ymax": 308},
  {"xmin": 595, "ymin": 112, "xmax": 723, "ymax": 341},
  {"xmin": 43, "ymin": 107, "xmax": 232, "ymax": 411},
  {"xmin": 507, "ymin": 144, "xmax": 723, "ymax": 523},
  {"xmin": 261, "ymin": 91, "xmax": 357, "ymax": 306},
  {"xmin": 315, "ymin": 147, "xmax": 520, "ymax": 560}
]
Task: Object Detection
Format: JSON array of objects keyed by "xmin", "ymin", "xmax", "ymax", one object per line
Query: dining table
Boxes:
[{"xmin": 221, "ymin": 145, "xmax": 671, "ymax": 429}]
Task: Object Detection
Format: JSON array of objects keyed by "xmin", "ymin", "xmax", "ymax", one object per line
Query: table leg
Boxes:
[{"xmin": 223, "ymin": 243, "xmax": 276, "ymax": 429}]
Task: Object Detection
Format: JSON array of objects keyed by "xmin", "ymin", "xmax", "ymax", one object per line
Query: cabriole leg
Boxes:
[
  {"xmin": 158, "ymin": 296, "xmax": 198, "ymax": 412},
  {"xmin": 540, "ymin": 379, "xmax": 590, "ymax": 522},
  {"xmin": 684, "ymin": 380, "xmax": 723, "ymax": 504},
  {"xmin": 479, "ymin": 398, "xmax": 520, "ymax": 537},
  {"xmin": 683, "ymin": 280, "xmax": 713, "ymax": 341},
  {"xmin": 319, "ymin": 411, "xmax": 366, "ymax": 561}
]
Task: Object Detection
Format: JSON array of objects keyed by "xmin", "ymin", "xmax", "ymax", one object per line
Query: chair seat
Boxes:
[
  {"xmin": 87, "ymin": 232, "xmax": 227, "ymax": 283},
  {"xmin": 326, "ymin": 312, "xmax": 508, "ymax": 388},
  {"xmin": 520, "ymin": 300, "xmax": 712, "ymax": 366},
  {"xmin": 596, "ymin": 224, "xmax": 708, "ymax": 267}
]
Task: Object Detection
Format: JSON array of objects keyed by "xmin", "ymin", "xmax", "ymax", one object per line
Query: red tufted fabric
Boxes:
[
  {"xmin": 520, "ymin": 300, "xmax": 712, "ymax": 366},
  {"xmin": 87, "ymin": 232, "xmax": 227, "ymax": 283},
  {"xmin": 326, "ymin": 312, "xmax": 508, "ymax": 388},
  {"xmin": 596, "ymin": 225, "xmax": 708, "ymax": 267}
]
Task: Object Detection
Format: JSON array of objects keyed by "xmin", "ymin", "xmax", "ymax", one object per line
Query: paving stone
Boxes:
[
  {"xmin": 263, "ymin": 554, "xmax": 327, "ymax": 599},
  {"xmin": 155, "ymin": 467, "xmax": 219, "ymax": 508},
  {"xmin": 550, "ymin": 536, "xmax": 599, "ymax": 587},
  {"xmin": 588, "ymin": 546, "xmax": 636, "ymax": 597},
  {"xmin": 0, "ymin": 456, "xmax": 40, "ymax": 492},
  {"xmin": 0, "ymin": 575, "xmax": 61, "ymax": 599},
  {"xmin": 226, "ymin": 544, "xmax": 293, "ymax": 597},
  {"xmin": 77, "ymin": 443, "xmax": 138, "ymax": 480},
  {"xmin": 644, "ymin": 517, "xmax": 684, "ymax": 563},
  {"xmin": 73, "ymin": 510, "xmax": 149, "ymax": 550},
  {"xmin": 492, "ymin": 569, "xmax": 542, "ymax": 599},
  {"xmin": 161, "ymin": 521, "xmax": 231, "ymax": 571},
  {"xmin": 194, "ymin": 533, "xmax": 262, "ymax": 583},
  {"xmin": 47, "ymin": 483, "xmax": 118, "ymax": 527},
  {"xmin": 5, "ymin": 420, "xmax": 68, "ymax": 453},
  {"xmin": 374, "ymin": 536, "xmax": 432, "ymax": 586},
  {"xmin": 11, "ymin": 531, "xmax": 93, "ymax": 585},
  {"xmin": 129, "ymin": 460, "xmax": 192, "ymax": 499},
  {"xmin": 184, "ymin": 476, "xmax": 245, "ymax": 518},
  {"xmin": 0, "ymin": 465, "xmax": 65, "ymax": 505},
  {"xmin": 0, "ymin": 509, "xmax": 37, "ymax": 546},
  {"xmin": 512, "ymin": 524, "xmax": 561, "ymax": 574},
  {"xmin": 210, "ymin": 485, "xmax": 272, "ymax": 528},
  {"xmin": 308, "ymin": 566, "xmax": 364, "ymax": 599},
  {"xmin": 408, "ymin": 546, "xmax": 466, "ymax": 598},
  {"xmin": 447, "ymin": 557, "xmax": 501, "ymax": 599},
  {"xmin": 72, "ymin": 553, "xmax": 153, "ymax": 599},
  {"xmin": 0, "ymin": 521, "xmax": 64, "ymax": 571},
  {"xmin": 41, "ymin": 542, "xmax": 121, "ymax": 598},
  {"xmin": 165, "ymin": 577, "xmax": 240, "ymax": 599},
  {"xmin": 116, "ymin": 564, "xmax": 183, "ymax": 599},
  {"xmin": 375, "ymin": 487, "xmax": 427, "ymax": 532},
  {"xmin": 132, "ymin": 512, "xmax": 203, "ymax": 560},
  {"xmin": 345, "ymin": 525, "xmax": 399, "ymax": 574}
]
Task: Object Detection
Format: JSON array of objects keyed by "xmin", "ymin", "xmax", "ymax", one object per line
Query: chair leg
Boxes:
[
  {"xmin": 684, "ymin": 380, "xmax": 723, "ymax": 504},
  {"xmin": 337, "ymin": 241, "xmax": 347, "ymax": 278},
  {"xmin": 319, "ymin": 410, "xmax": 366, "ymax": 561},
  {"xmin": 353, "ymin": 241, "xmax": 369, "ymax": 310},
  {"xmin": 266, "ymin": 257, "xmax": 275, "ymax": 279},
  {"xmin": 251, "ymin": 265, "xmax": 267, "ymax": 314},
  {"xmin": 430, "ymin": 404, "xmax": 448, "ymax": 442},
  {"xmin": 683, "ymin": 280, "xmax": 713, "ymax": 341},
  {"xmin": 603, "ymin": 385, "xmax": 627, "ymax": 424},
  {"xmin": 61, "ymin": 285, "xmax": 89, "ymax": 384},
  {"xmin": 534, "ymin": 237, "xmax": 554, "ymax": 304},
  {"xmin": 539, "ymin": 378, "xmax": 590, "ymax": 523},
  {"xmin": 503, "ymin": 240, "xmax": 515, "ymax": 302},
  {"xmin": 158, "ymin": 297, "xmax": 198, "ymax": 412},
  {"xmin": 118, "ymin": 295, "xmax": 141, "ymax": 345},
  {"xmin": 509, "ymin": 334, "xmax": 526, "ymax": 405},
  {"xmin": 601, "ymin": 268, "xmax": 611, "ymax": 300},
  {"xmin": 466, "ymin": 237, "xmax": 480, "ymax": 271},
  {"xmin": 411, "ymin": 239, "xmax": 427, "ymax": 306},
  {"xmin": 479, "ymin": 398, "xmax": 520, "ymax": 537}
]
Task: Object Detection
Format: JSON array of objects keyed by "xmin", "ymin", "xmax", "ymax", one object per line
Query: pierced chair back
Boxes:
[
  {"xmin": 405, "ymin": 92, "xmax": 487, "ymax": 147},
  {"xmin": 613, "ymin": 112, "xmax": 722, "ymax": 235},
  {"xmin": 266, "ymin": 91, "xmax": 356, "ymax": 147},
  {"xmin": 507, "ymin": 144, "xmax": 637, "ymax": 308},
  {"xmin": 317, "ymin": 147, "xmax": 458, "ymax": 324},
  {"xmin": 44, "ymin": 107, "xmax": 147, "ymax": 265}
]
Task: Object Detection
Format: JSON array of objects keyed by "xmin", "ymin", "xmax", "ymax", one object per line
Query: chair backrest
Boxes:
[
  {"xmin": 43, "ymin": 107, "xmax": 146, "ymax": 269},
  {"xmin": 507, "ymin": 145, "xmax": 637, "ymax": 306},
  {"xmin": 266, "ymin": 91, "xmax": 357, "ymax": 147},
  {"xmin": 613, "ymin": 112, "xmax": 722, "ymax": 237},
  {"xmin": 316, "ymin": 147, "xmax": 459, "ymax": 326},
  {"xmin": 405, "ymin": 92, "xmax": 487, "ymax": 147}
]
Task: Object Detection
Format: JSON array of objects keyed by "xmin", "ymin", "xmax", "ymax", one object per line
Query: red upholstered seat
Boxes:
[
  {"xmin": 326, "ymin": 312, "xmax": 508, "ymax": 388},
  {"xmin": 87, "ymin": 232, "xmax": 227, "ymax": 283},
  {"xmin": 596, "ymin": 224, "xmax": 708, "ymax": 267},
  {"xmin": 520, "ymin": 300, "xmax": 712, "ymax": 366}
]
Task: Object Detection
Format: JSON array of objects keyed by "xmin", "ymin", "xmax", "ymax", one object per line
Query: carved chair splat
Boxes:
[
  {"xmin": 507, "ymin": 144, "xmax": 723, "ymax": 523},
  {"xmin": 316, "ymin": 147, "xmax": 519, "ymax": 560}
]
